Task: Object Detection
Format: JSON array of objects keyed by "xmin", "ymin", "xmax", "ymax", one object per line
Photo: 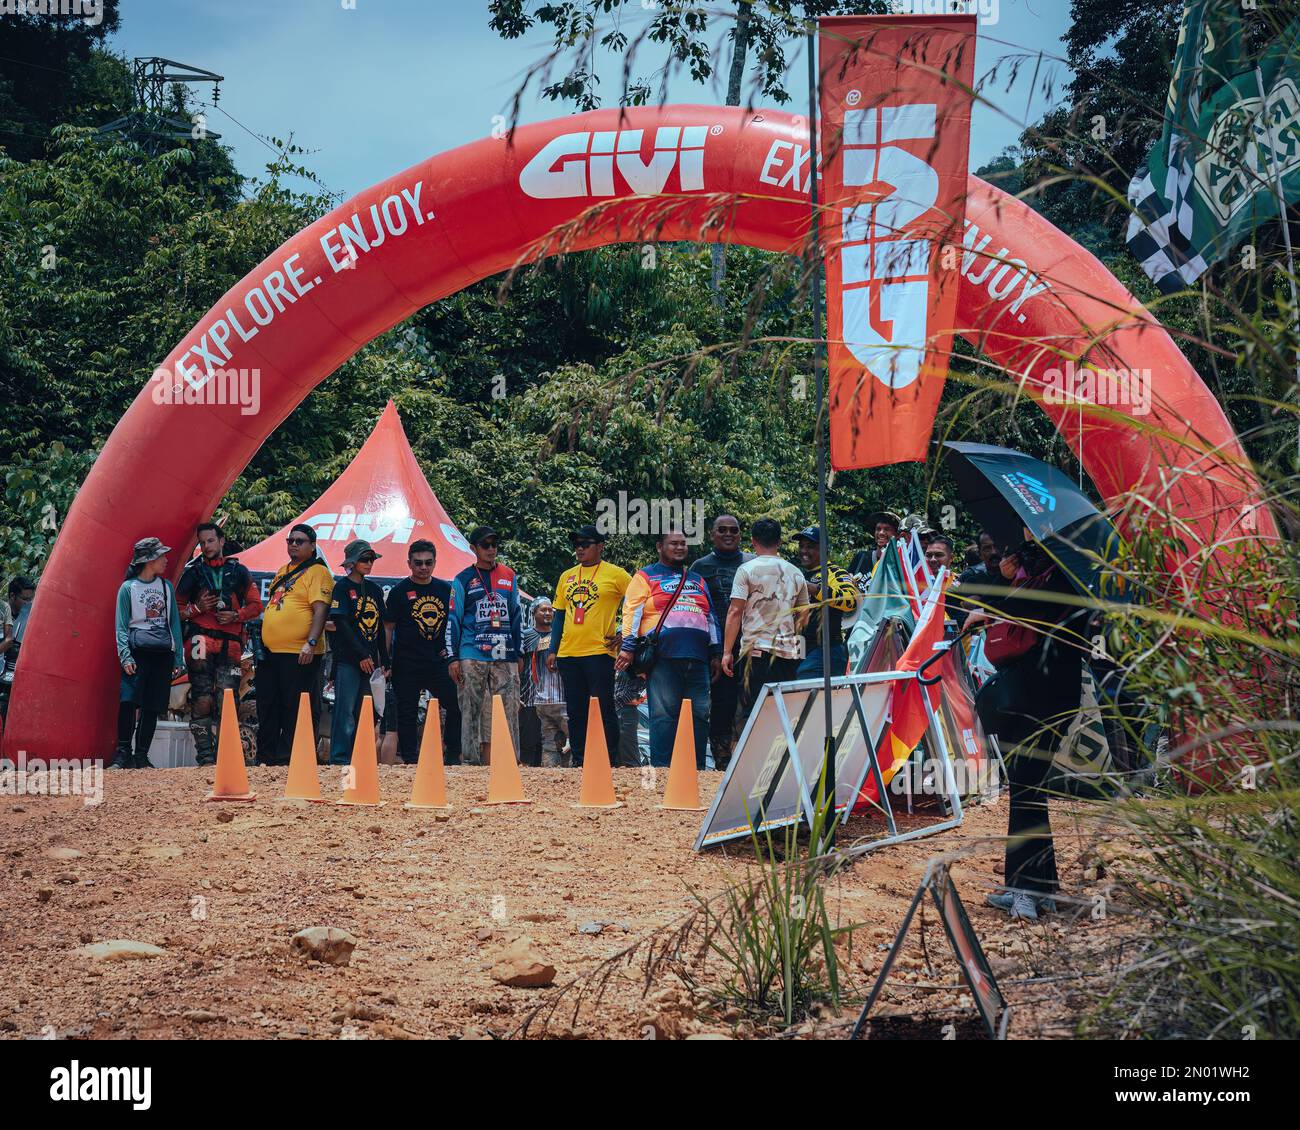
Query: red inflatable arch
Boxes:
[{"xmin": 3, "ymin": 105, "xmax": 1273, "ymax": 761}]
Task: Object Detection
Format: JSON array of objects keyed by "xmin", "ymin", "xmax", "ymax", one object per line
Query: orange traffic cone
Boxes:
[
  {"xmin": 485, "ymin": 694, "xmax": 529, "ymax": 805},
  {"xmin": 576, "ymin": 696, "xmax": 620, "ymax": 809},
  {"xmin": 659, "ymin": 698, "xmax": 705, "ymax": 811},
  {"xmin": 281, "ymin": 692, "xmax": 323, "ymax": 802},
  {"xmin": 405, "ymin": 700, "xmax": 450, "ymax": 810},
  {"xmin": 204, "ymin": 687, "xmax": 256, "ymax": 802},
  {"xmin": 338, "ymin": 694, "xmax": 384, "ymax": 807}
]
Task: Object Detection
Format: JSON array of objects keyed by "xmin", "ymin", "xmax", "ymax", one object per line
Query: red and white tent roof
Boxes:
[{"xmin": 238, "ymin": 400, "xmax": 475, "ymax": 581}]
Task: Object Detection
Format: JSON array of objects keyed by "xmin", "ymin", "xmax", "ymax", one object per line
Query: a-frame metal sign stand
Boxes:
[{"xmin": 693, "ymin": 670, "xmax": 964, "ymax": 854}]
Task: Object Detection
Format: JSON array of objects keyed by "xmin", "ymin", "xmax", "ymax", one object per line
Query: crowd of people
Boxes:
[
  {"xmin": 103, "ymin": 509, "xmax": 1027, "ymax": 775},
  {"xmin": 101, "ymin": 505, "xmax": 1086, "ymax": 925}
]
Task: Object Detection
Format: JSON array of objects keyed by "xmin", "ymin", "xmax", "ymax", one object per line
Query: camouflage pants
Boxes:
[
  {"xmin": 187, "ymin": 653, "xmax": 243, "ymax": 765},
  {"xmin": 457, "ymin": 660, "xmax": 520, "ymax": 764},
  {"xmin": 535, "ymin": 703, "xmax": 568, "ymax": 768}
]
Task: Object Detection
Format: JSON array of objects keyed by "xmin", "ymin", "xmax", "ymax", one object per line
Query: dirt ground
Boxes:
[{"xmin": 0, "ymin": 764, "xmax": 1114, "ymax": 1039}]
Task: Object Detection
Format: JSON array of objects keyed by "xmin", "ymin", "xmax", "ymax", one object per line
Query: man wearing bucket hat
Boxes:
[
  {"xmin": 114, "ymin": 537, "xmax": 184, "ymax": 768},
  {"xmin": 328, "ymin": 539, "xmax": 390, "ymax": 766}
]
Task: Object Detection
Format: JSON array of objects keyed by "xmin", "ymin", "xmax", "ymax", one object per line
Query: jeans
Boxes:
[
  {"xmin": 392, "ymin": 657, "xmax": 461, "ymax": 764},
  {"xmin": 796, "ymin": 645, "xmax": 848, "ymax": 680},
  {"xmin": 329, "ymin": 661, "xmax": 370, "ymax": 766},
  {"xmin": 535, "ymin": 703, "xmax": 568, "ymax": 767},
  {"xmin": 254, "ymin": 651, "xmax": 322, "ymax": 765},
  {"xmin": 557, "ymin": 653, "xmax": 618, "ymax": 766},
  {"xmin": 647, "ymin": 657, "xmax": 711, "ymax": 769}
]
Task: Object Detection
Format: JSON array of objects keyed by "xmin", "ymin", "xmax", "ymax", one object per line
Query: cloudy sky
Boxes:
[{"xmin": 111, "ymin": 0, "xmax": 1074, "ymax": 200}]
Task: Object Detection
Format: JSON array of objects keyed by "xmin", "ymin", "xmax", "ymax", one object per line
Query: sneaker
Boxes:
[
  {"xmin": 985, "ymin": 891, "xmax": 1016, "ymax": 911},
  {"xmin": 110, "ymin": 745, "xmax": 132, "ymax": 770},
  {"xmin": 1010, "ymin": 893, "xmax": 1039, "ymax": 920}
]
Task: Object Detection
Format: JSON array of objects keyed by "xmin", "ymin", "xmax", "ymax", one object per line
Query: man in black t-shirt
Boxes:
[
  {"xmin": 691, "ymin": 514, "xmax": 753, "ymax": 771},
  {"xmin": 384, "ymin": 539, "xmax": 462, "ymax": 765},
  {"xmin": 328, "ymin": 539, "xmax": 390, "ymax": 766}
]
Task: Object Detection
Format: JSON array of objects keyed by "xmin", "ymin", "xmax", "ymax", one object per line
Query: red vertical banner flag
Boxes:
[{"xmin": 818, "ymin": 15, "xmax": 976, "ymax": 469}]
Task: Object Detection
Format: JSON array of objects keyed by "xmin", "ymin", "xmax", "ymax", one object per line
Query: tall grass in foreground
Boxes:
[
  {"xmin": 1075, "ymin": 490, "xmax": 1300, "ymax": 1039},
  {"xmin": 688, "ymin": 772, "xmax": 860, "ymax": 1027}
]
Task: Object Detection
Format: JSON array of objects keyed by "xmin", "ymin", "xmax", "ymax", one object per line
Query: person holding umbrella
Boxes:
[
  {"xmin": 942, "ymin": 443, "xmax": 1122, "ymax": 920},
  {"xmin": 964, "ymin": 535, "xmax": 1088, "ymax": 918}
]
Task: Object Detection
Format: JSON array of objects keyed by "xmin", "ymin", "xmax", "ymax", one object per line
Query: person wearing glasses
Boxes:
[
  {"xmin": 548, "ymin": 524, "xmax": 630, "ymax": 767},
  {"xmin": 256, "ymin": 522, "xmax": 333, "ymax": 765},
  {"xmin": 691, "ymin": 514, "xmax": 752, "ymax": 770},
  {"xmin": 328, "ymin": 539, "xmax": 390, "ymax": 766},
  {"xmin": 384, "ymin": 538, "xmax": 461, "ymax": 765},
  {"xmin": 447, "ymin": 526, "xmax": 522, "ymax": 766},
  {"xmin": 616, "ymin": 527, "xmax": 718, "ymax": 769}
]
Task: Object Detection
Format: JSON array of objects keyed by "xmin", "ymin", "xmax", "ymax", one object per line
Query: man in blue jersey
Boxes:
[
  {"xmin": 447, "ymin": 526, "xmax": 522, "ymax": 766},
  {"xmin": 616, "ymin": 527, "xmax": 719, "ymax": 769}
]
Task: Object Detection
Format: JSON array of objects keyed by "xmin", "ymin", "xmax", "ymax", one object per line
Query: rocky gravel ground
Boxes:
[{"xmin": 0, "ymin": 765, "xmax": 1116, "ymax": 1039}]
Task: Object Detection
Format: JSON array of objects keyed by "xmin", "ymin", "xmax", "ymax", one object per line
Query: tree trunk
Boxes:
[{"xmin": 710, "ymin": 1, "xmax": 754, "ymax": 301}]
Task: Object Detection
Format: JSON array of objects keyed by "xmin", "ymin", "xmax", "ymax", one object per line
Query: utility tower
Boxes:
[{"xmin": 99, "ymin": 57, "xmax": 224, "ymax": 153}]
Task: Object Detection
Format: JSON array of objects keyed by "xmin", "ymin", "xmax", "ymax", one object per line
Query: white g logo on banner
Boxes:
[{"xmin": 839, "ymin": 104, "xmax": 938, "ymax": 389}]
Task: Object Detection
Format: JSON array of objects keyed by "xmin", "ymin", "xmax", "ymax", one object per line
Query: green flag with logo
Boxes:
[
  {"xmin": 847, "ymin": 542, "xmax": 914, "ymax": 674},
  {"xmin": 1127, "ymin": 2, "xmax": 1300, "ymax": 292}
]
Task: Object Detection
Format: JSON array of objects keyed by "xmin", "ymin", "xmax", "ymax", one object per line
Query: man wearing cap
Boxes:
[
  {"xmin": 256, "ymin": 522, "xmax": 334, "ymax": 766},
  {"xmin": 548, "ymin": 524, "xmax": 630, "ymax": 766},
  {"xmin": 795, "ymin": 527, "xmax": 860, "ymax": 678},
  {"xmin": 384, "ymin": 538, "xmax": 461, "ymax": 766},
  {"xmin": 849, "ymin": 510, "xmax": 901, "ymax": 581},
  {"xmin": 447, "ymin": 526, "xmax": 522, "ymax": 766},
  {"xmin": 617, "ymin": 527, "xmax": 718, "ymax": 769},
  {"xmin": 691, "ymin": 514, "xmax": 752, "ymax": 771},
  {"xmin": 328, "ymin": 540, "xmax": 390, "ymax": 766}
]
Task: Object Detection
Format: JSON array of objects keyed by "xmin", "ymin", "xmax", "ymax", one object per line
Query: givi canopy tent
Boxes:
[{"xmin": 238, "ymin": 400, "xmax": 475, "ymax": 594}]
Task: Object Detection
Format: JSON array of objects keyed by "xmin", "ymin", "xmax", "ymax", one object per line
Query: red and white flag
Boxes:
[
  {"xmin": 818, "ymin": 15, "xmax": 975, "ymax": 469},
  {"xmin": 900, "ymin": 530, "xmax": 933, "ymax": 616}
]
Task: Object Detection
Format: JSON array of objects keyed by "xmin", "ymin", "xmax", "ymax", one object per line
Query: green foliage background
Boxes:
[{"xmin": 0, "ymin": 1, "xmax": 1294, "ymax": 594}]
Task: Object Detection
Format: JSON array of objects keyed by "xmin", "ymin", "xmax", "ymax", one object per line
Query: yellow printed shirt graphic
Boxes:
[
  {"xmin": 553, "ymin": 561, "xmax": 631, "ymax": 657},
  {"xmin": 261, "ymin": 561, "xmax": 334, "ymax": 655}
]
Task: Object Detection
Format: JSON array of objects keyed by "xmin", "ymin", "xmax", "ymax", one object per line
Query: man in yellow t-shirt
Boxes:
[
  {"xmin": 547, "ymin": 524, "xmax": 631, "ymax": 766},
  {"xmin": 255, "ymin": 522, "xmax": 334, "ymax": 765}
]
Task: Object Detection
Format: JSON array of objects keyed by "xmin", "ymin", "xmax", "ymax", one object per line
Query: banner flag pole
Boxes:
[{"xmin": 808, "ymin": 17, "xmax": 835, "ymax": 851}]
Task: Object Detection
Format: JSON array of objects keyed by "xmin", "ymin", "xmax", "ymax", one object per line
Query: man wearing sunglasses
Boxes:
[
  {"xmin": 256, "ymin": 523, "xmax": 333, "ymax": 765},
  {"xmin": 384, "ymin": 539, "xmax": 461, "ymax": 765},
  {"xmin": 548, "ymin": 524, "xmax": 630, "ymax": 766},
  {"xmin": 691, "ymin": 514, "xmax": 752, "ymax": 771},
  {"xmin": 447, "ymin": 526, "xmax": 522, "ymax": 766}
]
